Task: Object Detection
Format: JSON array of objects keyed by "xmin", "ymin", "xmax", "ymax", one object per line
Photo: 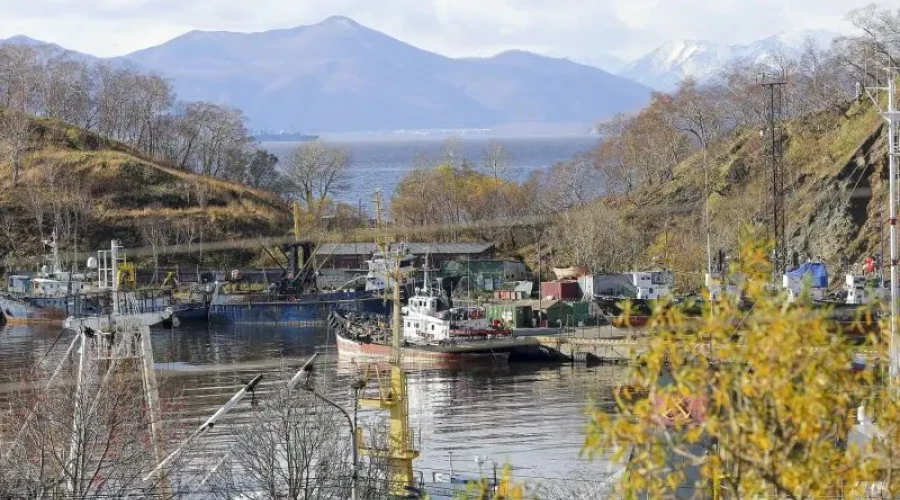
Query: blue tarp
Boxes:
[{"xmin": 787, "ymin": 262, "xmax": 829, "ymax": 288}]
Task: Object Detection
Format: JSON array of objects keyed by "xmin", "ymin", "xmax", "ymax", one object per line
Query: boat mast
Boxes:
[{"xmin": 863, "ymin": 70, "xmax": 900, "ymax": 387}]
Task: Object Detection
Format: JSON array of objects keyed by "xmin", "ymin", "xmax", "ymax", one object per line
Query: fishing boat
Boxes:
[
  {"xmin": 330, "ymin": 282, "xmax": 535, "ymax": 363},
  {"xmin": 0, "ymin": 233, "xmax": 103, "ymax": 325},
  {"xmin": 365, "ymin": 242, "xmax": 417, "ymax": 293},
  {"xmin": 0, "ymin": 237, "xmax": 175, "ymax": 325}
]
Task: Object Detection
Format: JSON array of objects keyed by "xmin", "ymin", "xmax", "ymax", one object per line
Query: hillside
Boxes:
[
  {"xmin": 117, "ymin": 16, "xmax": 650, "ymax": 131},
  {"xmin": 606, "ymin": 98, "xmax": 885, "ymax": 288},
  {"xmin": 0, "ymin": 113, "xmax": 290, "ymax": 263}
]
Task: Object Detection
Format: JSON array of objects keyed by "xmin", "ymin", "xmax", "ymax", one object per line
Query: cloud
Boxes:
[{"xmin": 0, "ymin": 0, "xmax": 884, "ymax": 62}]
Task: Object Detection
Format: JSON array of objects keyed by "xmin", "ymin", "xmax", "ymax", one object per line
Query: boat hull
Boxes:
[
  {"xmin": 335, "ymin": 332, "xmax": 510, "ymax": 363},
  {"xmin": 209, "ymin": 291, "xmax": 388, "ymax": 325},
  {"xmin": 0, "ymin": 296, "xmax": 70, "ymax": 325},
  {"xmin": 171, "ymin": 302, "xmax": 210, "ymax": 323}
]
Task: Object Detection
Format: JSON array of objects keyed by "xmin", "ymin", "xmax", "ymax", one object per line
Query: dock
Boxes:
[
  {"xmin": 514, "ymin": 325, "xmax": 650, "ymax": 363},
  {"xmin": 522, "ymin": 325, "xmax": 887, "ymax": 365}
]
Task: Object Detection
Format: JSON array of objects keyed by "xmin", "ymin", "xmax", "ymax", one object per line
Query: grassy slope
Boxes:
[
  {"xmin": 0, "ymin": 114, "xmax": 290, "ymax": 258},
  {"xmin": 615, "ymin": 99, "xmax": 885, "ymax": 289}
]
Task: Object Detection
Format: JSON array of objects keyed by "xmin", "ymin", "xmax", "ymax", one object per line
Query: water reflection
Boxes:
[{"xmin": 0, "ymin": 322, "xmax": 627, "ymax": 485}]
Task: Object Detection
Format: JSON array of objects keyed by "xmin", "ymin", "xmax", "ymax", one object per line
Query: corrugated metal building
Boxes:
[
  {"xmin": 485, "ymin": 303, "xmax": 533, "ymax": 328},
  {"xmin": 314, "ymin": 242, "xmax": 495, "ymax": 269},
  {"xmin": 492, "ymin": 281, "xmax": 533, "ymax": 301},
  {"xmin": 440, "ymin": 259, "xmax": 528, "ymax": 291}
]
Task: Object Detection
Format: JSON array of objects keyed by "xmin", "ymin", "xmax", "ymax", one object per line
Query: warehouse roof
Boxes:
[{"xmin": 315, "ymin": 242, "xmax": 494, "ymax": 257}]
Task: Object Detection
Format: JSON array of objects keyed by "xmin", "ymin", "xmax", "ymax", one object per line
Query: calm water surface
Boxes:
[
  {"xmin": 263, "ymin": 137, "xmax": 599, "ymax": 206},
  {"xmin": 0, "ymin": 323, "xmax": 626, "ymax": 487}
]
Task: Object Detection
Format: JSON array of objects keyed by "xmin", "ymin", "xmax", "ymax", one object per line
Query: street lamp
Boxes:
[{"xmin": 299, "ymin": 372, "xmax": 366, "ymax": 500}]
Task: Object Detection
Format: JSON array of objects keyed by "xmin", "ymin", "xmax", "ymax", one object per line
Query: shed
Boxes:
[
  {"xmin": 545, "ymin": 301, "xmax": 574, "ymax": 327},
  {"xmin": 515, "ymin": 299, "xmax": 559, "ymax": 327},
  {"xmin": 492, "ymin": 280, "xmax": 533, "ymax": 301},
  {"xmin": 485, "ymin": 303, "xmax": 533, "ymax": 328}
]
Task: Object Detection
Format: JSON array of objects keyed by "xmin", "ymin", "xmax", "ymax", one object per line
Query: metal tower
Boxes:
[
  {"xmin": 863, "ymin": 70, "xmax": 900, "ymax": 386},
  {"xmin": 356, "ymin": 191, "xmax": 420, "ymax": 497},
  {"xmin": 759, "ymin": 72, "xmax": 788, "ymax": 274},
  {"xmin": 2, "ymin": 240, "xmax": 175, "ymax": 497}
]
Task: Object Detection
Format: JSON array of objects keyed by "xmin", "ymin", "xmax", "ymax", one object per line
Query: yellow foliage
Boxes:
[{"xmin": 586, "ymin": 238, "xmax": 900, "ymax": 499}]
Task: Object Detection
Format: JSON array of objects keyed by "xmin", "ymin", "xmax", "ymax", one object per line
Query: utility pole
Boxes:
[
  {"xmin": 863, "ymin": 69, "xmax": 900, "ymax": 388},
  {"xmin": 759, "ymin": 72, "xmax": 788, "ymax": 275},
  {"xmin": 358, "ymin": 191, "xmax": 419, "ymax": 497}
]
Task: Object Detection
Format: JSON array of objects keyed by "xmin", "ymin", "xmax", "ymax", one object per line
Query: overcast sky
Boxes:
[{"xmin": 0, "ymin": 0, "xmax": 883, "ymax": 66}]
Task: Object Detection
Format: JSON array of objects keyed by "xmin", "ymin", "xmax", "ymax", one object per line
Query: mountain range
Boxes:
[
  {"xmin": 619, "ymin": 29, "xmax": 838, "ymax": 91},
  {"xmin": 2, "ymin": 21, "xmax": 841, "ymax": 131}
]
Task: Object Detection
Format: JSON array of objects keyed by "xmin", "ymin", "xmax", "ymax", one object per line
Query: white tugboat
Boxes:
[
  {"xmin": 364, "ymin": 243, "xmax": 416, "ymax": 293},
  {"xmin": 332, "ymin": 266, "xmax": 534, "ymax": 363}
]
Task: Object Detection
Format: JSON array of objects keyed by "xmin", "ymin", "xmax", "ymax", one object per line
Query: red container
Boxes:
[{"xmin": 540, "ymin": 281, "xmax": 579, "ymax": 300}]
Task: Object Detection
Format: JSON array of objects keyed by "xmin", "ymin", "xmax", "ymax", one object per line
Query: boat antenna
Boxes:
[
  {"xmin": 423, "ymin": 247, "xmax": 431, "ymax": 296},
  {"xmin": 863, "ymin": 69, "xmax": 900, "ymax": 392}
]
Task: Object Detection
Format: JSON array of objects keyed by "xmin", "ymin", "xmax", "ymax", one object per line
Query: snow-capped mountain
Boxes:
[{"xmin": 620, "ymin": 29, "xmax": 838, "ymax": 91}]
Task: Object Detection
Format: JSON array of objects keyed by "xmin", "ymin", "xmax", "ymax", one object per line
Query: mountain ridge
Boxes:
[
  {"xmin": 620, "ymin": 29, "xmax": 839, "ymax": 91},
  {"xmin": 112, "ymin": 17, "xmax": 651, "ymax": 132}
]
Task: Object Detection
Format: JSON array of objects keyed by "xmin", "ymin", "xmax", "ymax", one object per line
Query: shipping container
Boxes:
[{"xmin": 540, "ymin": 280, "xmax": 580, "ymax": 301}]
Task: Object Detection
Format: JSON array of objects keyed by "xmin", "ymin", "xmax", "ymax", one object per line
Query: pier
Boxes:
[{"xmin": 526, "ymin": 325, "xmax": 887, "ymax": 365}]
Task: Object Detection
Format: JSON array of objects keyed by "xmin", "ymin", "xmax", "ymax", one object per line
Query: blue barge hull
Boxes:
[{"xmin": 209, "ymin": 291, "xmax": 389, "ymax": 325}]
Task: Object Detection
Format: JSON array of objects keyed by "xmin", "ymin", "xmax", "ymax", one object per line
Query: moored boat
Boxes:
[{"xmin": 329, "ymin": 284, "xmax": 535, "ymax": 363}]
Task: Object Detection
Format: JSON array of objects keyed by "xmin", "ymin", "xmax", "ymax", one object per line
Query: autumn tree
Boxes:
[
  {"xmin": 0, "ymin": 108, "xmax": 30, "ymax": 185},
  {"xmin": 482, "ymin": 140, "xmax": 512, "ymax": 180},
  {"xmin": 439, "ymin": 135, "xmax": 467, "ymax": 169},
  {"xmin": 287, "ymin": 140, "xmax": 352, "ymax": 219},
  {"xmin": 549, "ymin": 200, "xmax": 642, "ymax": 272}
]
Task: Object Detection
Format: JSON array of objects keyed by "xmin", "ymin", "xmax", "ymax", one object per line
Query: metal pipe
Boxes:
[
  {"xmin": 142, "ymin": 374, "xmax": 263, "ymax": 482},
  {"xmin": 302, "ymin": 385, "xmax": 360, "ymax": 500},
  {"xmin": 888, "ymin": 77, "xmax": 899, "ymax": 387}
]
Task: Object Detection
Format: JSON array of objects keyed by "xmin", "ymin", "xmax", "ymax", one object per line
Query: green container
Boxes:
[
  {"xmin": 570, "ymin": 301, "xmax": 590, "ymax": 325},
  {"xmin": 545, "ymin": 301, "xmax": 574, "ymax": 327},
  {"xmin": 486, "ymin": 304, "xmax": 532, "ymax": 328}
]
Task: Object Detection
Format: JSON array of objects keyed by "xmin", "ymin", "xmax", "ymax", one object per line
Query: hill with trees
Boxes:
[
  {"xmin": 0, "ymin": 111, "xmax": 290, "ymax": 266},
  {"xmin": 0, "ymin": 39, "xmax": 294, "ymax": 265}
]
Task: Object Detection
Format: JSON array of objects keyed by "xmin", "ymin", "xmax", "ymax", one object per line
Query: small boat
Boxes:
[{"xmin": 365, "ymin": 242, "xmax": 417, "ymax": 293}]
